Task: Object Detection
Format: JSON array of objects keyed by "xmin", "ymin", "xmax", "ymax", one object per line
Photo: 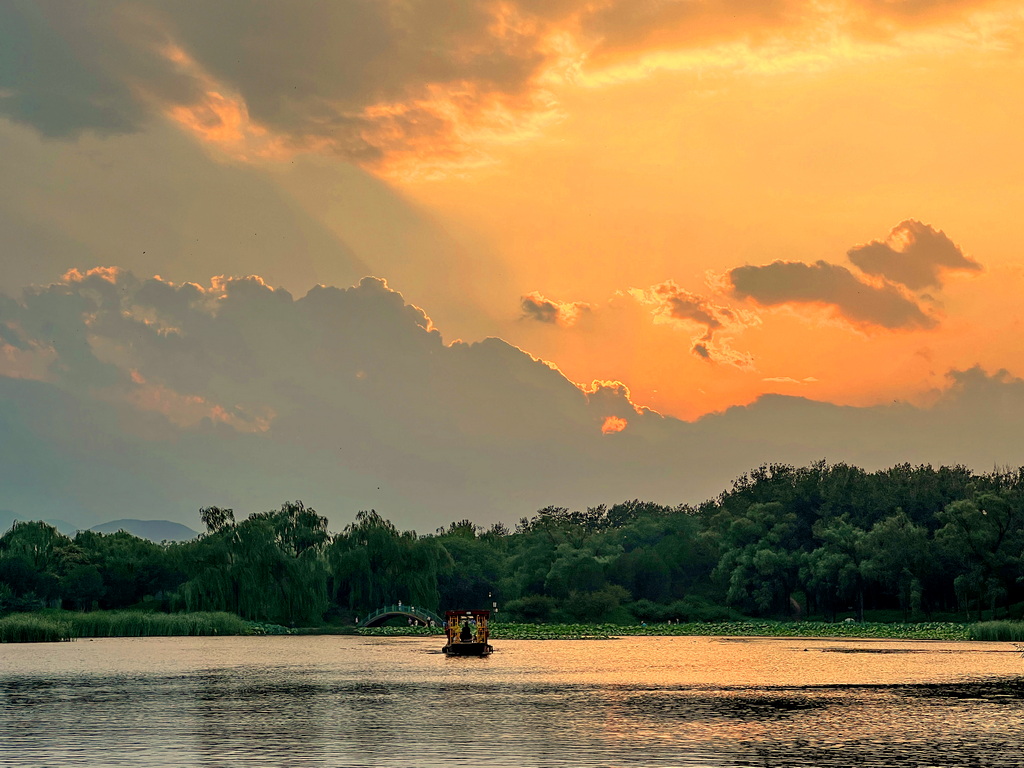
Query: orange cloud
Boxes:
[
  {"xmin": 168, "ymin": 91, "xmax": 247, "ymax": 144},
  {"xmin": 359, "ymin": 83, "xmax": 564, "ymax": 180},
  {"xmin": 628, "ymin": 280, "xmax": 757, "ymax": 368},
  {"xmin": 763, "ymin": 376, "xmax": 819, "ymax": 385},
  {"xmin": 630, "ymin": 280, "xmax": 729, "ymax": 334},
  {"xmin": 601, "ymin": 415, "xmax": 628, "ymax": 434},
  {"xmin": 63, "ymin": 266, "xmax": 124, "ymax": 284},
  {"xmin": 156, "ymin": 45, "xmax": 294, "ymax": 162}
]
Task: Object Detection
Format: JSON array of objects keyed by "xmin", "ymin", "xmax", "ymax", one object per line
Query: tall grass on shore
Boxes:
[
  {"xmin": 0, "ymin": 614, "xmax": 73, "ymax": 643},
  {"xmin": 65, "ymin": 611, "xmax": 252, "ymax": 637},
  {"xmin": 1, "ymin": 611, "xmax": 259, "ymax": 643},
  {"xmin": 968, "ymin": 621, "xmax": 1024, "ymax": 641}
]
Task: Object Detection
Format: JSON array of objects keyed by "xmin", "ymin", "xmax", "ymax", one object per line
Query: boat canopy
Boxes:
[
  {"xmin": 444, "ymin": 609, "xmax": 490, "ymax": 620},
  {"xmin": 442, "ymin": 609, "xmax": 493, "ymax": 655}
]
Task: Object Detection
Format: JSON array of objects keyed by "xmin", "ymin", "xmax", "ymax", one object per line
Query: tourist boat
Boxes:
[{"xmin": 442, "ymin": 609, "xmax": 493, "ymax": 656}]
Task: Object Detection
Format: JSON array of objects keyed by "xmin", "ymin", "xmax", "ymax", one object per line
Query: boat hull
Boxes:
[{"xmin": 443, "ymin": 642, "xmax": 493, "ymax": 656}]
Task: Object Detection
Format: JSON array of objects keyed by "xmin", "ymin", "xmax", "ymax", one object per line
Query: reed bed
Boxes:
[
  {"xmin": 66, "ymin": 611, "xmax": 251, "ymax": 637},
  {"xmin": 0, "ymin": 614, "xmax": 73, "ymax": 643},
  {"xmin": 967, "ymin": 621, "xmax": 1024, "ymax": 641},
  {"xmin": 0, "ymin": 611, "xmax": 274, "ymax": 642}
]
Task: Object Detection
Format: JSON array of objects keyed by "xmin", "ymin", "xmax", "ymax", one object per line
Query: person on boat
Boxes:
[{"xmin": 460, "ymin": 622, "xmax": 473, "ymax": 642}]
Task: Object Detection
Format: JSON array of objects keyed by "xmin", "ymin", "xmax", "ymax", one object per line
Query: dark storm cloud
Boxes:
[
  {"xmin": 728, "ymin": 260, "xmax": 936, "ymax": 330},
  {"xmin": 158, "ymin": 1, "xmax": 545, "ymax": 129},
  {"xmin": 0, "ymin": 3, "xmax": 143, "ymax": 137},
  {"xmin": 847, "ymin": 220, "xmax": 981, "ymax": 290},
  {"xmin": 2, "ymin": 1, "xmax": 995, "ymax": 166},
  {"xmin": 0, "ymin": 0, "xmax": 557, "ymax": 162},
  {"xmin": 0, "ymin": 1, "xmax": 204, "ymax": 138}
]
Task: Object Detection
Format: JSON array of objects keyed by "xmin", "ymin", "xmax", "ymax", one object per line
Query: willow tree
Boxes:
[
  {"xmin": 328, "ymin": 510, "xmax": 451, "ymax": 613},
  {"xmin": 179, "ymin": 502, "xmax": 330, "ymax": 626},
  {"xmin": 0, "ymin": 521, "xmax": 72, "ymax": 607},
  {"xmin": 177, "ymin": 508, "xmax": 240, "ymax": 616},
  {"xmin": 0, "ymin": 520, "xmax": 69, "ymax": 572},
  {"xmin": 936, "ymin": 492, "xmax": 1024, "ymax": 619}
]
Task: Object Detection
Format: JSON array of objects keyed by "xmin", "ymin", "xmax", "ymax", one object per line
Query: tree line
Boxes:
[{"xmin": 2, "ymin": 462, "xmax": 1023, "ymax": 626}]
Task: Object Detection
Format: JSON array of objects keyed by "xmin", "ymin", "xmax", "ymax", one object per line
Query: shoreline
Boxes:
[
  {"xmin": 355, "ymin": 620, "xmax": 971, "ymax": 642},
  {"xmin": 5, "ymin": 610, "xmax": 1024, "ymax": 644}
]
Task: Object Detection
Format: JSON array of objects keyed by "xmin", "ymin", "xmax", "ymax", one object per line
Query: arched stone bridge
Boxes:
[{"xmin": 358, "ymin": 604, "xmax": 444, "ymax": 627}]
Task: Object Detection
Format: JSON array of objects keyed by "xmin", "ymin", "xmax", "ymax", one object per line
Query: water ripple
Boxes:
[{"xmin": 2, "ymin": 635, "xmax": 1022, "ymax": 767}]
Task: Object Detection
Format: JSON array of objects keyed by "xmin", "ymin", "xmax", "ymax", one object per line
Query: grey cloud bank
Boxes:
[
  {"xmin": 728, "ymin": 259, "xmax": 937, "ymax": 330},
  {"xmin": 1, "ymin": 268, "xmax": 1022, "ymax": 532}
]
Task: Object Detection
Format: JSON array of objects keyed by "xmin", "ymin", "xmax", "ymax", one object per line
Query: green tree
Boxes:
[
  {"xmin": 62, "ymin": 564, "xmax": 105, "ymax": 610},
  {"xmin": 0, "ymin": 521, "xmax": 68, "ymax": 606},
  {"xmin": 802, "ymin": 518, "xmax": 868, "ymax": 621},
  {"xmin": 328, "ymin": 510, "xmax": 450, "ymax": 614},
  {"xmin": 862, "ymin": 510, "xmax": 932, "ymax": 620},
  {"xmin": 200, "ymin": 506, "xmax": 235, "ymax": 534},
  {"xmin": 711, "ymin": 502, "xmax": 803, "ymax": 615},
  {"xmin": 435, "ymin": 521, "xmax": 503, "ymax": 609},
  {"xmin": 73, "ymin": 530, "xmax": 178, "ymax": 609},
  {"xmin": 0, "ymin": 520, "xmax": 69, "ymax": 572},
  {"xmin": 179, "ymin": 501, "xmax": 330, "ymax": 625},
  {"xmin": 935, "ymin": 492, "xmax": 1024, "ymax": 619}
]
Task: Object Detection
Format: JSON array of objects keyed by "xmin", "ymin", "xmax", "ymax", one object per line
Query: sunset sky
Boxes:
[{"xmin": 3, "ymin": 1, "xmax": 1024, "ymax": 530}]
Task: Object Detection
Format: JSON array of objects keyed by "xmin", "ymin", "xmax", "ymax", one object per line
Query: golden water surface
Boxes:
[{"xmin": 2, "ymin": 635, "xmax": 1022, "ymax": 767}]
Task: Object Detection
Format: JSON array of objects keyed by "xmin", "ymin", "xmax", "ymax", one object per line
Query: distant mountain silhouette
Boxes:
[{"xmin": 88, "ymin": 519, "xmax": 199, "ymax": 542}]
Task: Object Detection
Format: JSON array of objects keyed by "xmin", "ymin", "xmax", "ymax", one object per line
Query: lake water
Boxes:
[{"xmin": 2, "ymin": 634, "xmax": 1022, "ymax": 767}]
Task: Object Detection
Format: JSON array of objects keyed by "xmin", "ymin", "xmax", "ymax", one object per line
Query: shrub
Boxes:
[{"xmin": 502, "ymin": 595, "xmax": 557, "ymax": 622}]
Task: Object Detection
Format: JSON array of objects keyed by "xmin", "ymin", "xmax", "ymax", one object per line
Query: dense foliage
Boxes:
[{"xmin": 3, "ymin": 462, "xmax": 1024, "ymax": 627}]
